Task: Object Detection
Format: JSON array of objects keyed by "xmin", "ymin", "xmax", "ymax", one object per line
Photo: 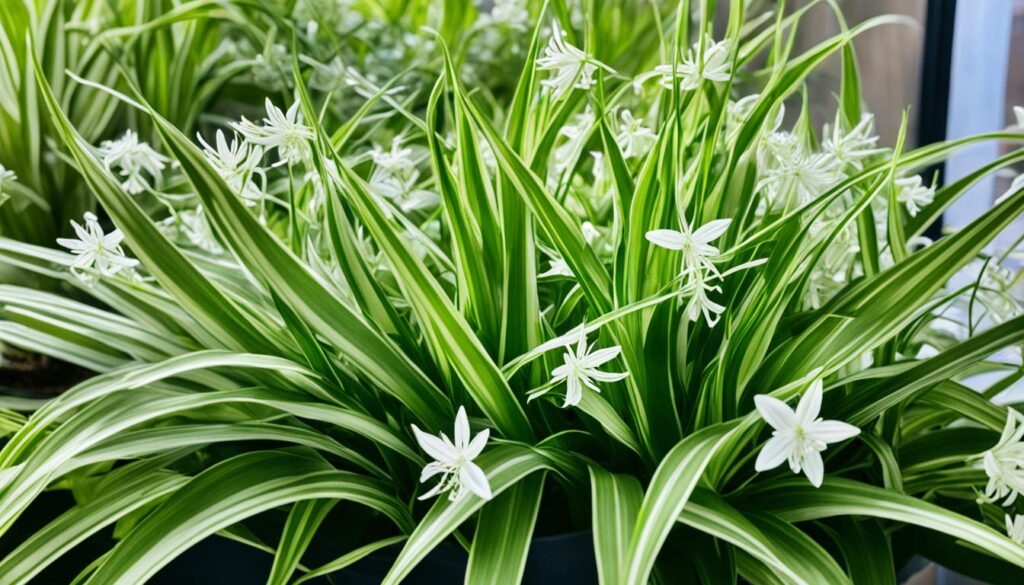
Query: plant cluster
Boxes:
[{"xmin": 1, "ymin": 1, "xmax": 1023, "ymax": 584}]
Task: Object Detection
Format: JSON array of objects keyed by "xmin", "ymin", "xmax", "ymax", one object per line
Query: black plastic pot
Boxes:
[
  {"xmin": 0, "ymin": 480, "xmax": 973, "ymax": 584},
  {"xmin": 331, "ymin": 531, "xmax": 597, "ymax": 584},
  {"xmin": 151, "ymin": 530, "xmax": 598, "ymax": 584}
]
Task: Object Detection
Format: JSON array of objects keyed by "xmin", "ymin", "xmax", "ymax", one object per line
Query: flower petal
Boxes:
[
  {"xmin": 574, "ymin": 329, "xmax": 588, "ymax": 357},
  {"xmin": 411, "ymin": 424, "xmax": 458, "ymax": 464},
  {"xmin": 802, "ymin": 451, "xmax": 825, "ymax": 488},
  {"xmin": 71, "ymin": 220, "xmax": 92, "ymax": 242},
  {"xmin": 808, "ymin": 420, "xmax": 860, "ymax": 444},
  {"xmin": 754, "ymin": 394, "xmax": 796, "ymax": 431},
  {"xmin": 454, "ymin": 406, "xmax": 470, "ymax": 451},
  {"xmin": 754, "ymin": 435, "xmax": 793, "ymax": 472},
  {"xmin": 692, "ymin": 219, "xmax": 731, "ymax": 244},
  {"xmin": 645, "ymin": 229, "xmax": 687, "ymax": 250},
  {"xmin": 582, "ymin": 345, "xmax": 622, "ymax": 367},
  {"xmin": 417, "ymin": 480, "xmax": 445, "ymax": 501},
  {"xmin": 464, "ymin": 428, "xmax": 489, "ymax": 460},
  {"xmin": 564, "ymin": 376, "xmax": 582, "ymax": 407},
  {"xmin": 419, "ymin": 461, "xmax": 446, "ymax": 483},
  {"xmin": 460, "ymin": 462, "xmax": 493, "ymax": 500},
  {"xmin": 550, "ymin": 364, "xmax": 570, "ymax": 381},
  {"xmin": 56, "ymin": 238, "xmax": 88, "ymax": 251},
  {"xmin": 587, "ymin": 369, "xmax": 629, "ymax": 383},
  {"xmin": 795, "ymin": 380, "xmax": 823, "ymax": 426}
]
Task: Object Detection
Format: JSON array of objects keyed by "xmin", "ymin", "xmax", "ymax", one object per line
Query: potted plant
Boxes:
[{"xmin": 1, "ymin": 0, "xmax": 1023, "ymax": 583}]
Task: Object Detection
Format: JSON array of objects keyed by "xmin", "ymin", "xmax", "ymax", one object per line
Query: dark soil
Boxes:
[{"xmin": 1, "ymin": 349, "xmax": 92, "ymax": 395}]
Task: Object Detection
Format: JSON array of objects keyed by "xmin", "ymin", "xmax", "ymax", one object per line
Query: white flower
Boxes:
[
  {"xmin": 615, "ymin": 109, "xmax": 657, "ymax": 159},
  {"xmin": 590, "ymin": 151, "xmax": 605, "ymax": 184},
  {"xmin": 1013, "ymin": 105, "xmax": 1024, "ymax": 129},
  {"xmin": 1007, "ymin": 514, "xmax": 1024, "ymax": 544},
  {"xmin": 537, "ymin": 22, "xmax": 597, "ymax": 99},
  {"xmin": 539, "ymin": 258, "xmax": 574, "ymax": 278},
  {"xmin": 198, "ymin": 130, "xmax": 264, "ymax": 205},
  {"xmin": 685, "ymin": 271, "xmax": 726, "ymax": 327},
  {"xmin": 553, "ymin": 107, "xmax": 595, "ymax": 172},
  {"xmin": 371, "ymin": 137, "xmax": 417, "ymax": 179},
  {"xmin": 179, "ymin": 206, "xmax": 222, "ymax": 254},
  {"xmin": 726, "ymin": 94, "xmax": 759, "ymax": 133},
  {"xmin": 296, "ymin": 0, "xmax": 359, "ymax": 37},
  {"xmin": 822, "ymin": 112, "xmax": 884, "ymax": 170},
  {"xmin": 807, "ymin": 267, "xmax": 846, "ymax": 310},
  {"xmin": 0, "ymin": 163, "xmax": 16, "ymax": 194},
  {"xmin": 757, "ymin": 140, "xmax": 840, "ymax": 209},
  {"xmin": 397, "ymin": 189, "xmax": 441, "ymax": 213},
  {"xmin": 411, "ymin": 406, "xmax": 492, "ymax": 502},
  {"xmin": 804, "ymin": 223, "xmax": 858, "ymax": 309},
  {"xmin": 369, "ymin": 138, "xmax": 430, "ymax": 209},
  {"xmin": 307, "ymin": 56, "xmax": 347, "ymax": 92},
  {"xmin": 581, "ymin": 221, "xmax": 601, "ymax": 245},
  {"xmin": 96, "ymin": 130, "xmax": 169, "ymax": 195},
  {"xmin": 481, "ymin": 0, "xmax": 530, "ymax": 31},
  {"xmin": 232, "ymin": 99, "xmax": 313, "ymax": 166},
  {"xmin": 479, "ymin": 139, "xmax": 497, "ymax": 170},
  {"xmin": 895, "ymin": 175, "xmax": 935, "ymax": 217},
  {"xmin": 754, "ymin": 380, "xmax": 860, "ymax": 487},
  {"xmin": 342, "ymin": 64, "xmax": 406, "ymax": 101},
  {"xmin": 980, "ymin": 410, "xmax": 1024, "ymax": 505},
  {"xmin": 975, "ymin": 261, "xmax": 1021, "ymax": 323},
  {"xmin": 755, "ymin": 106, "xmax": 794, "ymax": 168},
  {"xmin": 656, "ymin": 37, "xmax": 732, "ymax": 91},
  {"xmin": 646, "ymin": 218, "xmax": 734, "ymax": 327},
  {"xmin": 645, "ymin": 218, "xmax": 731, "ymax": 278},
  {"xmin": 251, "ymin": 43, "xmax": 290, "ymax": 92},
  {"xmin": 548, "ymin": 330, "xmax": 628, "ymax": 407},
  {"xmin": 56, "ymin": 212, "xmax": 139, "ymax": 280},
  {"xmin": 755, "ymin": 107, "xmax": 841, "ymax": 210}
]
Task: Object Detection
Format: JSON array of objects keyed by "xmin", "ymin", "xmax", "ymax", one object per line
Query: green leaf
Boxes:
[
  {"xmin": 289, "ymin": 64, "xmax": 533, "ymax": 441},
  {"xmin": 0, "ymin": 377, "xmax": 415, "ymax": 536},
  {"xmin": 679, "ymin": 489, "xmax": 850, "ymax": 585},
  {"xmin": 84, "ymin": 451, "xmax": 412, "ymax": 585},
  {"xmin": 623, "ymin": 424, "xmax": 735, "ymax": 585},
  {"xmin": 30, "ymin": 52, "xmax": 286, "ymax": 356},
  {"xmin": 589, "ymin": 466, "xmax": 643, "ymax": 585},
  {"xmin": 382, "ymin": 445, "xmax": 553, "ymax": 584},
  {"xmin": 292, "ymin": 536, "xmax": 407, "ymax": 585},
  {"xmin": 0, "ymin": 458, "xmax": 187, "ymax": 585},
  {"xmin": 838, "ymin": 39, "xmax": 862, "ymax": 125},
  {"xmin": 464, "ymin": 472, "xmax": 545, "ymax": 585},
  {"xmin": 577, "ymin": 390, "xmax": 644, "ymax": 456},
  {"xmin": 746, "ymin": 477, "xmax": 1024, "ymax": 568},
  {"xmin": 135, "ymin": 83, "xmax": 454, "ymax": 430},
  {"xmin": 920, "ymin": 381, "xmax": 1007, "ymax": 431},
  {"xmin": 758, "ymin": 181, "xmax": 1024, "ymax": 391},
  {"xmin": 858, "ymin": 433, "xmax": 903, "ymax": 492},
  {"xmin": 266, "ymin": 499, "xmax": 336, "ymax": 585},
  {"xmin": 75, "ymin": 422, "xmax": 388, "ymax": 479},
  {"xmin": 840, "ymin": 314, "xmax": 1024, "ymax": 425},
  {"xmin": 1, "ymin": 350, "xmax": 369, "ymax": 469},
  {"xmin": 823, "ymin": 518, "xmax": 896, "ymax": 585},
  {"xmin": 679, "ymin": 489, "xmax": 847, "ymax": 585},
  {"xmin": 436, "ymin": 37, "xmax": 614, "ymax": 315}
]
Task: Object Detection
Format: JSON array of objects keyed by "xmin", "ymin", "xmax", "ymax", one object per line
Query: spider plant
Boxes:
[
  {"xmin": 1, "ymin": 1, "xmax": 1023, "ymax": 584},
  {"xmin": 0, "ymin": 0, "xmax": 273, "ymax": 288}
]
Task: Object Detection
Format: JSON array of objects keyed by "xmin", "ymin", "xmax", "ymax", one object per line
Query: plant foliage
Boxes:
[{"xmin": 1, "ymin": 0, "xmax": 1023, "ymax": 583}]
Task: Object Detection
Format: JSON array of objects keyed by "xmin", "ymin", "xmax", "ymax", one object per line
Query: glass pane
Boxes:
[{"xmin": 789, "ymin": 0, "xmax": 928, "ymax": 147}]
